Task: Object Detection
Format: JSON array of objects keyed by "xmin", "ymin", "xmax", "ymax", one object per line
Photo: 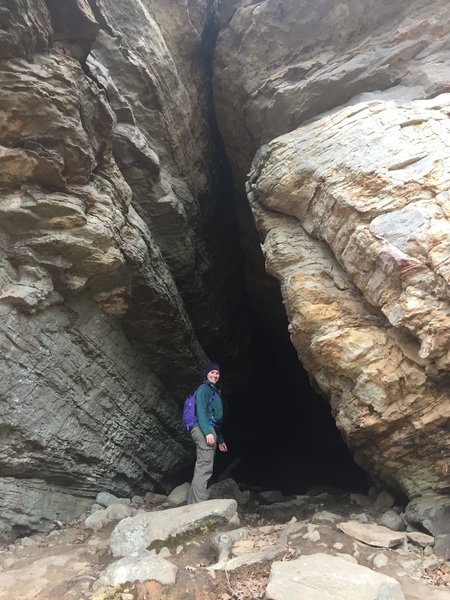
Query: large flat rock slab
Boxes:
[
  {"xmin": 266, "ymin": 553, "xmax": 405, "ymax": 600},
  {"xmin": 338, "ymin": 521, "xmax": 406, "ymax": 548},
  {"xmin": 110, "ymin": 499, "xmax": 238, "ymax": 557},
  {"xmin": 96, "ymin": 551, "xmax": 177, "ymax": 587}
]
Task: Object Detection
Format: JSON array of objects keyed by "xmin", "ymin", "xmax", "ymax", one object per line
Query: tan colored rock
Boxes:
[
  {"xmin": 246, "ymin": 95, "xmax": 450, "ymax": 501},
  {"xmin": 338, "ymin": 521, "xmax": 406, "ymax": 548},
  {"xmin": 406, "ymin": 531, "xmax": 435, "ymax": 547},
  {"xmin": 232, "ymin": 539, "xmax": 255, "ymax": 555}
]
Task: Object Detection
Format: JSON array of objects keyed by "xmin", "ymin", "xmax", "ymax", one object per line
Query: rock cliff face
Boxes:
[
  {"xmin": 1, "ymin": 0, "xmax": 449, "ymax": 546},
  {"xmin": 0, "ymin": 0, "xmax": 239, "ymax": 539},
  {"xmin": 214, "ymin": 0, "xmax": 450, "ymax": 512}
]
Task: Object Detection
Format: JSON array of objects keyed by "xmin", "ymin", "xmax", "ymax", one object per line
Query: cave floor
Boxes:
[{"xmin": 0, "ymin": 492, "xmax": 449, "ymax": 600}]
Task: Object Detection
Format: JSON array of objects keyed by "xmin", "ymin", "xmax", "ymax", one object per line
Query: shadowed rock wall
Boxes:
[{"xmin": 0, "ymin": 0, "xmax": 240, "ymax": 539}]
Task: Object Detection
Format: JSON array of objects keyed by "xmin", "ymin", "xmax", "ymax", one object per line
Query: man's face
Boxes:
[{"xmin": 207, "ymin": 369, "xmax": 220, "ymax": 384}]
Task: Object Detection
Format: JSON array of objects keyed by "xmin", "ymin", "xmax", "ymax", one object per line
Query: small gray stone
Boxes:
[
  {"xmin": 338, "ymin": 521, "xmax": 406, "ymax": 548},
  {"xmin": 96, "ymin": 492, "xmax": 130, "ymax": 508},
  {"xmin": 158, "ymin": 547, "xmax": 171, "ymax": 558},
  {"xmin": 406, "ymin": 531, "xmax": 435, "ymax": 548},
  {"xmin": 349, "ymin": 512, "xmax": 369, "ymax": 523},
  {"xmin": 144, "ymin": 492, "xmax": 167, "ymax": 505},
  {"xmin": 258, "ymin": 498, "xmax": 310, "ymax": 522},
  {"xmin": 312, "ymin": 511, "xmax": 340, "ymax": 525},
  {"xmin": 213, "ymin": 528, "xmax": 248, "ymax": 549},
  {"xmin": 167, "ymin": 483, "xmax": 190, "ymax": 506},
  {"xmin": 380, "ymin": 510, "xmax": 405, "ymax": 531},
  {"xmin": 106, "ymin": 503, "xmax": 137, "ymax": 521},
  {"xmin": 350, "ymin": 494, "xmax": 374, "ymax": 508},
  {"xmin": 85, "ymin": 509, "xmax": 109, "ymax": 531},
  {"xmin": 303, "ymin": 529, "xmax": 321, "ymax": 542},
  {"xmin": 374, "ymin": 491, "xmax": 395, "ymax": 511},
  {"xmin": 208, "ymin": 479, "xmax": 249, "ymax": 506},
  {"xmin": 259, "ymin": 490, "xmax": 285, "ymax": 504},
  {"xmin": 213, "ymin": 528, "xmax": 248, "ymax": 562},
  {"xmin": 20, "ymin": 537, "xmax": 33, "ymax": 547},
  {"xmin": 373, "ymin": 553, "xmax": 389, "ymax": 568}
]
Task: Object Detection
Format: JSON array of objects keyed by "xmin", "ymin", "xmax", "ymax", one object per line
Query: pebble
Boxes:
[
  {"xmin": 373, "ymin": 553, "xmax": 388, "ymax": 568},
  {"xmin": 20, "ymin": 537, "xmax": 33, "ymax": 547},
  {"xmin": 303, "ymin": 529, "xmax": 321, "ymax": 542},
  {"xmin": 3, "ymin": 558, "xmax": 15, "ymax": 568}
]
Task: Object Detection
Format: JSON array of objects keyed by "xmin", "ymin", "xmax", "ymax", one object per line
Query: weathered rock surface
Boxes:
[
  {"xmin": 0, "ymin": 490, "xmax": 448, "ymax": 599},
  {"xmin": 246, "ymin": 94, "xmax": 450, "ymax": 516},
  {"xmin": 405, "ymin": 496, "xmax": 450, "ymax": 555},
  {"xmin": 110, "ymin": 498, "xmax": 238, "ymax": 557},
  {"xmin": 0, "ymin": 297, "xmax": 190, "ymax": 539},
  {"xmin": 215, "ymin": 0, "xmax": 450, "ymax": 181},
  {"xmin": 266, "ymin": 554, "xmax": 406, "ymax": 600},
  {"xmin": 95, "ymin": 551, "xmax": 177, "ymax": 588},
  {"xmin": 0, "ymin": 0, "xmax": 239, "ymax": 539},
  {"xmin": 214, "ymin": 0, "xmax": 450, "ymax": 543},
  {"xmin": 338, "ymin": 521, "xmax": 406, "ymax": 549},
  {"xmin": 3, "ymin": 0, "xmax": 450, "ymax": 552}
]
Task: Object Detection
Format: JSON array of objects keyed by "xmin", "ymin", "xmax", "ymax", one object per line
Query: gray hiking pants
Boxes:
[{"xmin": 188, "ymin": 425, "xmax": 216, "ymax": 504}]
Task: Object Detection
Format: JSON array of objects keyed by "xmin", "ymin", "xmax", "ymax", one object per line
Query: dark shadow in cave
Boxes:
[
  {"xmin": 213, "ymin": 303, "xmax": 369, "ymax": 496},
  {"xmin": 169, "ymin": 3, "xmax": 370, "ymax": 498}
]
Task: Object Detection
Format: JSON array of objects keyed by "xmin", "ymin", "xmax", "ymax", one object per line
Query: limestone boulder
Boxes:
[
  {"xmin": 266, "ymin": 554, "xmax": 405, "ymax": 600},
  {"xmin": 405, "ymin": 495, "xmax": 450, "ymax": 555},
  {"xmin": 110, "ymin": 499, "xmax": 239, "ymax": 557},
  {"xmin": 96, "ymin": 551, "xmax": 177, "ymax": 588},
  {"xmin": 337, "ymin": 521, "xmax": 406, "ymax": 548},
  {"xmin": 246, "ymin": 94, "xmax": 450, "ymax": 507}
]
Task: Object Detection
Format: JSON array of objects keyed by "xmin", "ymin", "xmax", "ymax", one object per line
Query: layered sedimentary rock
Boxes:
[
  {"xmin": 0, "ymin": 0, "xmax": 236, "ymax": 539},
  {"xmin": 215, "ymin": 0, "xmax": 450, "ymax": 521},
  {"xmin": 3, "ymin": 0, "xmax": 450, "ymax": 546}
]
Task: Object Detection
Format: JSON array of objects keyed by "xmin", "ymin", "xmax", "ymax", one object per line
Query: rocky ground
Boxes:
[{"xmin": 0, "ymin": 482, "xmax": 449, "ymax": 600}]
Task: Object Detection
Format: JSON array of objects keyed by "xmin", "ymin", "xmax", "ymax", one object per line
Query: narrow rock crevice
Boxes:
[{"xmin": 0, "ymin": 0, "xmax": 449, "ymax": 549}]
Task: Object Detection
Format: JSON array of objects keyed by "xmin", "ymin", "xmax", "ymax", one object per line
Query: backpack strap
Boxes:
[{"xmin": 207, "ymin": 389, "xmax": 216, "ymax": 406}]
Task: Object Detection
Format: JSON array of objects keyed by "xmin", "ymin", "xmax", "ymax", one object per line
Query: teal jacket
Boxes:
[{"xmin": 195, "ymin": 381, "xmax": 224, "ymax": 444}]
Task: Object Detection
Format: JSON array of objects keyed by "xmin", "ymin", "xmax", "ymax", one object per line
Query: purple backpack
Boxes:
[{"xmin": 182, "ymin": 389, "xmax": 216, "ymax": 431}]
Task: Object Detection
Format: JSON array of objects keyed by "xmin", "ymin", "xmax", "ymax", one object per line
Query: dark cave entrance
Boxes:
[
  {"xmin": 194, "ymin": 158, "xmax": 370, "ymax": 499},
  {"xmin": 201, "ymin": 188, "xmax": 369, "ymax": 495},
  {"xmin": 212, "ymin": 302, "xmax": 370, "ymax": 496},
  {"xmin": 179, "ymin": 10, "xmax": 370, "ymax": 497}
]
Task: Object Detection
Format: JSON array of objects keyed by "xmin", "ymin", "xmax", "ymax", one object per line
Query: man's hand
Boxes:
[
  {"xmin": 218, "ymin": 443, "xmax": 228, "ymax": 452},
  {"xmin": 205, "ymin": 433, "xmax": 215, "ymax": 446}
]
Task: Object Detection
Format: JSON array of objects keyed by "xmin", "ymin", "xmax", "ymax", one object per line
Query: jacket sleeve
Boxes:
[
  {"xmin": 216, "ymin": 427, "xmax": 224, "ymax": 445},
  {"xmin": 195, "ymin": 384, "xmax": 214, "ymax": 437}
]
